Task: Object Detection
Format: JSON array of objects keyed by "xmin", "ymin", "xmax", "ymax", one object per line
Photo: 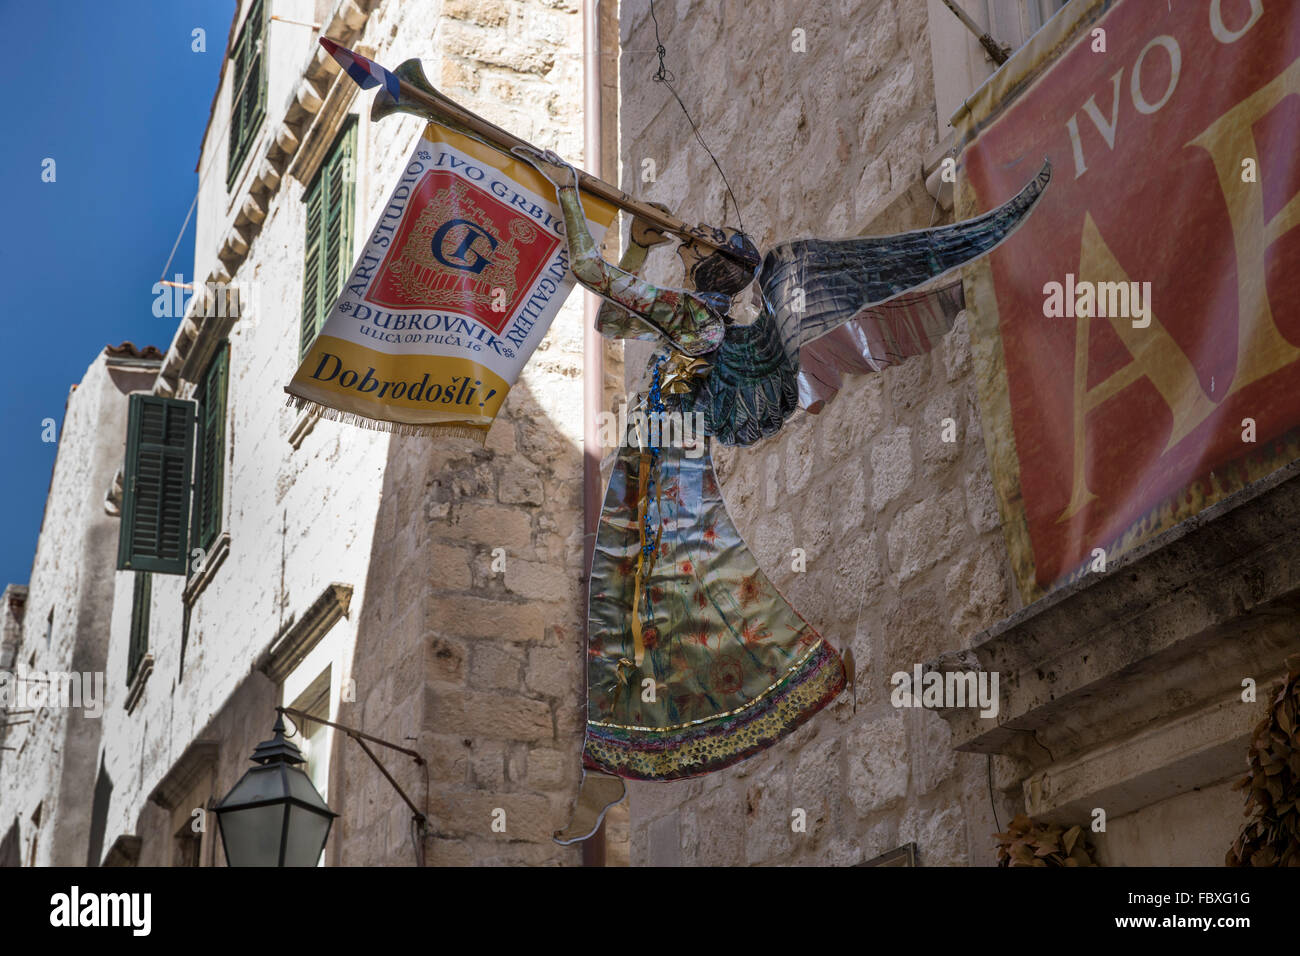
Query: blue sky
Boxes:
[{"xmin": 0, "ymin": 1, "xmax": 232, "ymax": 587}]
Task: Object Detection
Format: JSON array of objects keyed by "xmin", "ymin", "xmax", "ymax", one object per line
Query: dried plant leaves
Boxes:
[
  {"xmin": 995, "ymin": 814, "xmax": 1095, "ymax": 867},
  {"xmin": 1227, "ymin": 655, "xmax": 1300, "ymax": 867}
]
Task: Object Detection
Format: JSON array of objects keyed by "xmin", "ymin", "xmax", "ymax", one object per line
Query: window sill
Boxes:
[
  {"xmin": 125, "ymin": 654, "xmax": 154, "ymax": 715},
  {"xmin": 183, "ymin": 532, "xmax": 232, "ymax": 607}
]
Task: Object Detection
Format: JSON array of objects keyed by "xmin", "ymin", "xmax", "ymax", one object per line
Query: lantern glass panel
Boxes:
[
  {"xmin": 218, "ymin": 803, "xmax": 286, "ymax": 867},
  {"xmin": 283, "ymin": 803, "xmax": 332, "ymax": 867}
]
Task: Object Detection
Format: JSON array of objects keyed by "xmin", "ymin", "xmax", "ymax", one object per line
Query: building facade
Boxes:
[
  {"xmin": 3, "ymin": 0, "xmax": 1294, "ymax": 869},
  {"xmin": 2, "ymin": 0, "xmax": 619, "ymax": 868}
]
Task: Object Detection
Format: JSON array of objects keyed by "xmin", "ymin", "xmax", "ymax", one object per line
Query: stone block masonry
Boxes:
[
  {"xmin": 620, "ymin": 0, "xmax": 1016, "ymax": 866},
  {"xmin": 328, "ymin": 0, "xmax": 597, "ymax": 865}
]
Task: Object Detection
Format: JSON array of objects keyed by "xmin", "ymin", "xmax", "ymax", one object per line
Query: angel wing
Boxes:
[{"xmin": 694, "ymin": 159, "xmax": 1051, "ymax": 447}]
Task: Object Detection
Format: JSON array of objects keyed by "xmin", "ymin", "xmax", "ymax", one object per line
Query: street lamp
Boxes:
[{"xmin": 213, "ymin": 714, "xmax": 337, "ymax": 867}]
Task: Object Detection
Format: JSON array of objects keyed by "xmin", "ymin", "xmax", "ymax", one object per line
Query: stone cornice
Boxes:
[
  {"xmin": 260, "ymin": 583, "xmax": 354, "ymax": 684},
  {"xmin": 926, "ymin": 460, "xmax": 1300, "ymax": 810},
  {"xmin": 148, "ymin": 740, "xmax": 219, "ymax": 811},
  {"xmin": 102, "ymin": 834, "xmax": 143, "ymax": 867},
  {"xmin": 182, "ymin": 532, "xmax": 232, "ymax": 608},
  {"xmin": 124, "ymin": 654, "xmax": 154, "ymax": 715}
]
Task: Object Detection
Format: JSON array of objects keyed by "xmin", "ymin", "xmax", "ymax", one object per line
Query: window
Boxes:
[
  {"xmin": 149, "ymin": 743, "xmax": 218, "ymax": 867},
  {"xmin": 291, "ymin": 669, "xmax": 333, "ymax": 800},
  {"xmin": 274, "ymin": 593, "xmax": 349, "ymax": 868},
  {"xmin": 117, "ymin": 394, "xmax": 196, "ymax": 575},
  {"xmin": 227, "ymin": 0, "xmax": 267, "ymax": 189},
  {"xmin": 929, "ymin": 0, "xmax": 1071, "ymax": 129},
  {"xmin": 1026, "ymin": 0, "xmax": 1069, "ymax": 34},
  {"xmin": 300, "ymin": 119, "xmax": 358, "ymax": 359},
  {"xmin": 284, "ymin": 665, "xmax": 333, "ymax": 867},
  {"xmin": 117, "ymin": 353, "xmax": 228, "ymax": 580},
  {"xmin": 978, "ymin": 0, "xmax": 1070, "ymax": 53},
  {"xmin": 127, "ymin": 573, "xmax": 151, "ymax": 687},
  {"xmin": 192, "ymin": 344, "xmax": 230, "ymax": 556}
]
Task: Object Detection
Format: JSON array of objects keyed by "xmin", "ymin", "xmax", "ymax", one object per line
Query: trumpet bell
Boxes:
[{"xmin": 370, "ymin": 58, "xmax": 439, "ymax": 122}]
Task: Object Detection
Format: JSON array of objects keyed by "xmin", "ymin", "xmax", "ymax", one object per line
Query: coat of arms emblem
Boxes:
[{"xmin": 366, "ymin": 171, "xmax": 561, "ymax": 334}]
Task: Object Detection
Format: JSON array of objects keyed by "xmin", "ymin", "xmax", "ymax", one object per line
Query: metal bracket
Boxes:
[{"xmin": 277, "ymin": 706, "xmax": 428, "ymax": 829}]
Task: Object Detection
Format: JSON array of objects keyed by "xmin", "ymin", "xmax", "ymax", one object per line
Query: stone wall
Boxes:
[
  {"xmin": 618, "ymin": 0, "xmax": 1019, "ymax": 866},
  {"xmin": 335, "ymin": 0, "xmax": 597, "ymax": 867}
]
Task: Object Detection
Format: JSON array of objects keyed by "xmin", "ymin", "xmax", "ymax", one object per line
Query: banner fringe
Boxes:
[{"xmin": 283, "ymin": 395, "xmax": 489, "ymax": 444}]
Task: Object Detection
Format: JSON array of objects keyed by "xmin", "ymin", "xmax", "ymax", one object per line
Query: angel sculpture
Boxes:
[{"xmin": 513, "ymin": 145, "xmax": 1050, "ymax": 835}]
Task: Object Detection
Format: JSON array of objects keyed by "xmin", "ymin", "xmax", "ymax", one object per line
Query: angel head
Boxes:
[{"xmin": 676, "ymin": 226, "xmax": 760, "ymax": 308}]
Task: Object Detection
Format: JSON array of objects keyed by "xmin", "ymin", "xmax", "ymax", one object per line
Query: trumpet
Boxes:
[{"xmin": 359, "ymin": 50, "xmax": 752, "ymax": 265}]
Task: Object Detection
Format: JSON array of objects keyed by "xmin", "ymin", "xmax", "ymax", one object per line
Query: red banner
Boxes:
[{"xmin": 958, "ymin": 0, "xmax": 1300, "ymax": 601}]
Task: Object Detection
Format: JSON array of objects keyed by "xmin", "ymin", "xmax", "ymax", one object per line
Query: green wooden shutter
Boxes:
[
  {"xmin": 193, "ymin": 344, "xmax": 229, "ymax": 553},
  {"xmin": 227, "ymin": 0, "xmax": 267, "ymax": 189},
  {"xmin": 244, "ymin": 0, "xmax": 266, "ymax": 135},
  {"xmin": 300, "ymin": 120, "xmax": 357, "ymax": 358},
  {"xmin": 117, "ymin": 394, "xmax": 195, "ymax": 574},
  {"xmin": 227, "ymin": 25, "xmax": 247, "ymax": 160},
  {"xmin": 300, "ymin": 176, "xmax": 325, "ymax": 358},
  {"xmin": 323, "ymin": 127, "xmax": 356, "ymax": 308},
  {"xmin": 126, "ymin": 573, "xmax": 151, "ymax": 686}
]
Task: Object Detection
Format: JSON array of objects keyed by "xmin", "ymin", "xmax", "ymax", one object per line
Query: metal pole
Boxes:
[
  {"xmin": 277, "ymin": 705, "xmax": 429, "ymax": 841},
  {"xmin": 277, "ymin": 705, "xmax": 424, "ymax": 762},
  {"xmin": 939, "ymin": 0, "xmax": 1012, "ymax": 65},
  {"xmin": 581, "ymin": 0, "xmax": 607, "ymax": 869}
]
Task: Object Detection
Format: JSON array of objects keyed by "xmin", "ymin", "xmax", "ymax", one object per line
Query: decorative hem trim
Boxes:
[{"xmin": 583, "ymin": 640, "xmax": 846, "ymax": 781}]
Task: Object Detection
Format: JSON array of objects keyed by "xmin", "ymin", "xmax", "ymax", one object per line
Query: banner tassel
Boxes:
[{"xmin": 282, "ymin": 394, "xmax": 489, "ymax": 443}]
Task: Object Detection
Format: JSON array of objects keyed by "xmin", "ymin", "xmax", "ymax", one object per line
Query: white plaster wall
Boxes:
[{"xmin": 0, "ymin": 353, "xmax": 145, "ymax": 865}]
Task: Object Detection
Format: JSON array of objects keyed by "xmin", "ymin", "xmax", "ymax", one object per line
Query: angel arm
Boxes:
[
  {"xmin": 510, "ymin": 144, "xmax": 725, "ymax": 355},
  {"xmin": 553, "ymin": 183, "xmax": 724, "ymax": 355},
  {"xmin": 590, "ymin": 233, "xmax": 662, "ymax": 342}
]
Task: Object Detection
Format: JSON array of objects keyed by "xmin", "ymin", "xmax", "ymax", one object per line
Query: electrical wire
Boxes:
[
  {"xmin": 159, "ymin": 35, "xmax": 265, "ymax": 282},
  {"xmin": 647, "ymin": 0, "xmax": 745, "ymax": 235}
]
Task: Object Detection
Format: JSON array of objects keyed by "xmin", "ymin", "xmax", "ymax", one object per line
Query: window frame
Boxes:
[
  {"xmin": 929, "ymin": 0, "xmax": 1072, "ymax": 130},
  {"xmin": 290, "ymin": 669, "xmax": 333, "ymax": 802}
]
